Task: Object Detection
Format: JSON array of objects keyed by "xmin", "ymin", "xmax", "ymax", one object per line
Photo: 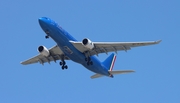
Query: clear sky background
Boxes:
[{"xmin": 0, "ymin": 0, "xmax": 180, "ymax": 103}]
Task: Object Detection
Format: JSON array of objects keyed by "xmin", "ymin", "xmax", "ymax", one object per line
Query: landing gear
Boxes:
[
  {"xmin": 59, "ymin": 55, "xmax": 68, "ymax": 70},
  {"xmin": 85, "ymin": 57, "xmax": 93, "ymax": 66},
  {"xmin": 61, "ymin": 65, "xmax": 68, "ymax": 70},
  {"xmin": 87, "ymin": 61, "xmax": 93, "ymax": 65},
  {"xmin": 85, "ymin": 57, "xmax": 91, "ymax": 61},
  {"xmin": 60, "ymin": 61, "xmax": 68, "ymax": 70},
  {"xmin": 59, "ymin": 61, "xmax": 68, "ymax": 70},
  {"xmin": 59, "ymin": 61, "xmax": 65, "ymax": 66},
  {"xmin": 45, "ymin": 35, "xmax": 49, "ymax": 39}
]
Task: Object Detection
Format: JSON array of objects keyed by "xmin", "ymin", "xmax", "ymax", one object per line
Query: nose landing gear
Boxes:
[
  {"xmin": 45, "ymin": 30, "xmax": 50, "ymax": 39},
  {"xmin": 45, "ymin": 35, "xmax": 49, "ymax": 39}
]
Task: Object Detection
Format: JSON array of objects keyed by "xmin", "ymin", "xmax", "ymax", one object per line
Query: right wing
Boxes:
[{"xmin": 21, "ymin": 45, "xmax": 69, "ymax": 65}]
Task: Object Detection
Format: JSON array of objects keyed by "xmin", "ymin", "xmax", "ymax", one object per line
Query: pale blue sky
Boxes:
[{"xmin": 0, "ymin": 0, "xmax": 180, "ymax": 103}]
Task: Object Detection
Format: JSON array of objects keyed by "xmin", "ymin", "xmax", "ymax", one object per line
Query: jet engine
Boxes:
[
  {"xmin": 38, "ymin": 46, "xmax": 50, "ymax": 57},
  {"xmin": 82, "ymin": 38, "xmax": 94, "ymax": 49}
]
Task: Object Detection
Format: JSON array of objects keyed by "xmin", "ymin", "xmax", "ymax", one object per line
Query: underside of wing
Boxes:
[
  {"xmin": 70, "ymin": 40, "xmax": 161, "ymax": 56},
  {"xmin": 21, "ymin": 45, "xmax": 69, "ymax": 65}
]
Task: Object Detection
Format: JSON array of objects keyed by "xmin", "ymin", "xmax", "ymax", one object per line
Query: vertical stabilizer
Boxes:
[{"xmin": 102, "ymin": 53, "xmax": 116, "ymax": 71}]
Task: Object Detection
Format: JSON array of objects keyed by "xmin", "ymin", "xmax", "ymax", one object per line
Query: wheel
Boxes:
[
  {"xmin": 62, "ymin": 66, "xmax": 64, "ymax": 70},
  {"xmin": 63, "ymin": 61, "xmax": 66, "ymax": 65},
  {"xmin": 85, "ymin": 57, "xmax": 91, "ymax": 61},
  {"xmin": 60, "ymin": 61, "xmax": 66, "ymax": 65},
  {"xmin": 88, "ymin": 57, "xmax": 91, "ymax": 61},
  {"xmin": 60, "ymin": 62, "xmax": 63, "ymax": 65},
  {"xmin": 85, "ymin": 58, "xmax": 88, "ymax": 61},
  {"xmin": 87, "ymin": 62, "xmax": 90, "ymax": 66},
  {"xmin": 64, "ymin": 65, "xmax": 68, "ymax": 69},
  {"xmin": 90, "ymin": 61, "xmax": 93, "ymax": 65},
  {"xmin": 45, "ymin": 35, "xmax": 49, "ymax": 39}
]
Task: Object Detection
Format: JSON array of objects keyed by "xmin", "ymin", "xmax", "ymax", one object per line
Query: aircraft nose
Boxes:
[{"xmin": 38, "ymin": 17, "xmax": 49, "ymax": 25}]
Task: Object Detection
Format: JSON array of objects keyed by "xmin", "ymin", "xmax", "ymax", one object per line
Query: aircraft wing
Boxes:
[
  {"xmin": 21, "ymin": 45, "xmax": 69, "ymax": 65},
  {"xmin": 70, "ymin": 40, "xmax": 161, "ymax": 56}
]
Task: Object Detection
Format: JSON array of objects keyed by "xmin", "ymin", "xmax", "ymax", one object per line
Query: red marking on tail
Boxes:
[{"xmin": 110, "ymin": 55, "xmax": 116, "ymax": 71}]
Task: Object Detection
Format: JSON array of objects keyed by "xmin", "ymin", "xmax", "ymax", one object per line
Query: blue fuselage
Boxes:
[{"xmin": 38, "ymin": 17, "xmax": 109, "ymax": 76}]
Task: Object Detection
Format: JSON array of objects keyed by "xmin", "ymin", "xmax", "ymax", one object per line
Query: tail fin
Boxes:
[
  {"xmin": 102, "ymin": 53, "xmax": 116, "ymax": 71},
  {"xmin": 90, "ymin": 53, "xmax": 134, "ymax": 79}
]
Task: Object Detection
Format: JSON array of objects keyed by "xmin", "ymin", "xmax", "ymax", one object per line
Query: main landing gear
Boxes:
[
  {"xmin": 59, "ymin": 55, "xmax": 68, "ymax": 70},
  {"xmin": 85, "ymin": 57, "xmax": 93, "ymax": 66},
  {"xmin": 59, "ymin": 60, "xmax": 68, "ymax": 70}
]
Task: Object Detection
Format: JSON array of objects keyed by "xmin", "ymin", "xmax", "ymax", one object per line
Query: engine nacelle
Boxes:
[
  {"xmin": 38, "ymin": 46, "xmax": 50, "ymax": 57},
  {"xmin": 82, "ymin": 38, "xmax": 94, "ymax": 49}
]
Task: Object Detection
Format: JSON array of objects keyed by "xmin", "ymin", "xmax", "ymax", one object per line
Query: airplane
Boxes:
[{"xmin": 21, "ymin": 17, "xmax": 161, "ymax": 79}]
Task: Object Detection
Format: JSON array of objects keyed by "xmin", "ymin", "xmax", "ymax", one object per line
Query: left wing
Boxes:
[
  {"xmin": 70, "ymin": 40, "xmax": 161, "ymax": 56},
  {"xmin": 21, "ymin": 45, "xmax": 69, "ymax": 65}
]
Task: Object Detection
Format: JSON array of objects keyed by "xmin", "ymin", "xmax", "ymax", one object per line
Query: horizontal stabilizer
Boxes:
[
  {"xmin": 90, "ymin": 70, "xmax": 135, "ymax": 79},
  {"xmin": 91, "ymin": 74, "xmax": 103, "ymax": 79},
  {"xmin": 109, "ymin": 70, "xmax": 135, "ymax": 75}
]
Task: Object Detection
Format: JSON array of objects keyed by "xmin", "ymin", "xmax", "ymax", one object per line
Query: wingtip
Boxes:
[
  {"xmin": 132, "ymin": 70, "xmax": 136, "ymax": 72},
  {"xmin": 20, "ymin": 61, "xmax": 25, "ymax": 65},
  {"xmin": 129, "ymin": 70, "xmax": 136, "ymax": 73},
  {"xmin": 156, "ymin": 40, "xmax": 162, "ymax": 44}
]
